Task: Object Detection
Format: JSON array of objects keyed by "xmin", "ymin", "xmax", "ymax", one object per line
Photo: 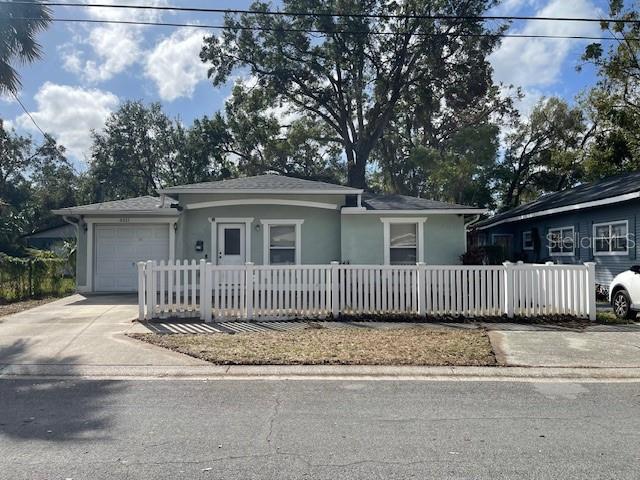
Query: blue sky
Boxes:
[{"xmin": 0, "ymin": 0, "xmax": 608, "ymax": 169}]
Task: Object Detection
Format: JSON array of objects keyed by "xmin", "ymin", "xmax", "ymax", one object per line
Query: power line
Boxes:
[
  {"xmin": 3, "ymin": 1, "xmax": 639, "ymax": 25},
  {"xmin": 11, "ymin": 16, "xmax": 636, "ymax": 41},
  {"xmin": 10, "ymin": 91, "xmax": 46, "ymax": 137}
]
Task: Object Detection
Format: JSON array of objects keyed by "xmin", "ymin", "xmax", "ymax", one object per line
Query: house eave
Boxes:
[
  {"xmin": 341, "ymin": 208, "xmax": 487, "ymax": 215},
  {"xmin": 52, "ymin": 209, "xmax": 180, "ymax": 216},
  {"xmin": 157, "ymin": 188, "xmax": 364, "ymax": 195},
  {"xmin": 476, "ymin": 191, "xmax": 640, "ymax": 230}
]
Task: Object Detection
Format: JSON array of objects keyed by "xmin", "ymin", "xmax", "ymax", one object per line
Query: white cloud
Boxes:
[
  {"xmin": 490, "ymin": 0, "xmax": 601, "ymax": 89},
  {"xmin": 144, "ymin": 29, "xmax": 209, "ymax": 101},
  {"xmin": 16, "ymin": 82, "xmax": 119, "ymax": 160},
  {"xmin": 61, "ymin": 0, "xmax": 167, "ymax": 83}
]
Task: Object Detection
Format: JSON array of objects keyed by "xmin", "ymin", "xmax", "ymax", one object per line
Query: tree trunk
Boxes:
[{"xmin": 347, "ymin": 150, "xmax": 367, "ymax": 189}]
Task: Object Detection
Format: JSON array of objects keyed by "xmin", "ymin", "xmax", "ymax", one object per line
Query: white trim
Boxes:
[
  {"xmin": 477, "ymin": 191, "xmax": 640, "ymax": 230},
  {"xmin": 184, "ymin": 198, "xmax": 339, "ymax": 210},
  {"xmin": 343, "ymin": 207, "xmax": 486, "ymax": 215},
  {"xmin": 86, "ymin": 220, "xmax": 94, "ymax": 292},
  {"xmin": 53, "ymin": 209, "xmax": 179, "ymax": 216},
  {"xmin": 168, "ymin": 224, "xmax": 176, "ymax": 261},
  {"xmin": 548, "ymin": 226, "xmax": 575, "ymax": 257},
  {"xmin": 82, "ymin": 216, "xmax": 179, "ymax": 224},
  {"xmin": 592, "ymin": 220, "xmax": 629, "ymax": 256},
  {"xmin": 522, "ymin": 230, "xmax": 534, "ymax": 251},
  {"xmin": 209, "ymin": 217, "xmax": 254, "ymax": 264},
  {"xmin": 261, "ymin": 219, "xmax": 304, "ymax": 265},
  {"xmin": 380, "ymin": 218, "xmax": 427, "ymax": 265},
  {"xmin": 159, "ymin": 188, "xmax": 363, "ymax": 195}
]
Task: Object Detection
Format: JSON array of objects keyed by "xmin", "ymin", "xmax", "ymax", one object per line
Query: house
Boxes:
[
  {"xmin": 53, "ymin": 175, "xmax": 485, "ymax": 293},
  {"xmin": 473, "ymin": 171, "xmax": 640, "ymax": 286},
  {"xmin": 23, "ymin": 223, "xmax": 76, "ymax": 252}
]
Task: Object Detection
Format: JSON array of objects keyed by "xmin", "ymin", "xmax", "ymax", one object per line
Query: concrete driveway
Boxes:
[
  {"xmin": 488, "ymin": 323, "xmax": 640, "ymax": 368},
  {"xmin": 0, "ymin": 294, "xmax": 206, "ymax": 375}
]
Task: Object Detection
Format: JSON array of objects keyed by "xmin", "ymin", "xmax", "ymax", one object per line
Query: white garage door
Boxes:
[{"xmin": 94, "ymin": 224, "xmax": 169, "ymax": 292}]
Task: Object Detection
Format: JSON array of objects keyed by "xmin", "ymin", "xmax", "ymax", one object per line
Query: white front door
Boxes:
[{"xmin": 217, "ymin": 224, "xmax": 245, "ymax": 265}]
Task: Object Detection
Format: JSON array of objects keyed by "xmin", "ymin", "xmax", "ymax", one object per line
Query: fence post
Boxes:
[
  {"xmin": 137, "ymin": 262, "xmax": 146, "ymax": 321},
  {"xmin": 199, "ymin": 259, "xmax": 207, "ymax": 321},
  {"xmin": 503, "ymin": 261, "xmax": 514, "ymax": 318},
  {"xmin": 416, "ymin": 262, "xmax": 426, "ymax": 316},
  {"xmin": 145, "ymin": 260, "xmax": 154, "ymax": 320},
  {"xmin": 245, "ymin": 262, "xmax": 254, "ymax": 320},
  {"xmin": 330, "ymin": 261, "xmax": 339, "ymax": 318},
  {"xmin": 585, "ymin": 262, "xmax": 596, "ymax": 321}
]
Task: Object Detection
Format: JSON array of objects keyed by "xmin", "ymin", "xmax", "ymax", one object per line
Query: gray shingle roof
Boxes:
[
  {"xmin": 159, "ymin": 174, "xmax": 362, "ymax": 193},
  {"xmin": 362, "ymin": 193, "xmax": 483, "ymax": 211},
  {"xmin": 476, "ymin": 170, "xmax": 640, "ymax": 229},
  {"xmin": 53, "ymin": 196, "xmax": 177, "ymax": 215}
]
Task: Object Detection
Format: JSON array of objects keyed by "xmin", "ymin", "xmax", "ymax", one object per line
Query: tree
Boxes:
[
  {"xmin": 581, "ymin": 0, "xmax": 640, "ymax": 178},
  {"xmin": 85, "ymin": 101, "xmax": 234, "ymax": 202},
  {"xmin": 0, "ymin": 0, "xmax": 51, "ymax": 94},
  {"xmin": 494, "ymin": 97, "xmax": 589, "ymax": 210},
  {"xmin": 223, "ymin": 82, "xmax": 345, "ymax": 183},
  {"xmin": 0, "ymin": 120, "xmax": 76, "ymax": 254},
  {"xmin": 200, "ymin": 0, "xmax": 504, "ymax": 188}
]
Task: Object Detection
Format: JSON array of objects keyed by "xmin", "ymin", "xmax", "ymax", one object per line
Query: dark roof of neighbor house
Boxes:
[
  {"xmin": 476, "ymin": 170, "xmax": 640, "ymax": 229},
  {"xmin": 52, "ymin": 195, "xmax": 177, "ymax": 215},
  {"xmin": 23, "ymin": 223, "xmax": 76, "ymax": 239},
  {"xmin": 362, "ymin": 193, "xmax": 481, "ymax": 211},
  {"xmin": 158, "ymin": 174, "xmax": 363, "ymax": 194}
]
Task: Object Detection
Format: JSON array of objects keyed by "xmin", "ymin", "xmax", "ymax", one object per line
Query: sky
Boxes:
[{"xmin": 0, "ymin": 0, "xmax": 610, "ymax": 170}]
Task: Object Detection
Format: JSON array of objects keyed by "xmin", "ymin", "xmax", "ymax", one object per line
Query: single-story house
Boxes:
[
  {"xmin": 23, "ymin": 223, "xmax": 76, "ymax": 252},
  {"xmin": 53, "ymin": 175, "xmax": 485, "ymax": 293},
  {"xmin": 472, "ymin": 171, "xmax": 640, "ymax": 286}
]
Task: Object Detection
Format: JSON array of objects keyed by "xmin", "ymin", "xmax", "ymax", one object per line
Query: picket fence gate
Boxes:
[{"xmin": 137, "ymin": 261, "xmax": 596, "ymax": 322}]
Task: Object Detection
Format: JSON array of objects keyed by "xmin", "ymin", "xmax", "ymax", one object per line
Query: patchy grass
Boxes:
[
  {"xmin": 596, "ymin": 310, "xmax": 637, "ymax": 324},
  {"xmin": 130, "ymin": 327, "xmax": 496, "ymax": 366},
  {"xmin": 0, "ymin": 296, "xmax": 67, "ymax": 318}
]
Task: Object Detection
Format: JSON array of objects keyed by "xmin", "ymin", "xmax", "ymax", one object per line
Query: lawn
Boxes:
[{"xmin": 130, "ymin": 327, "xmax": 496, "ymax": 366}]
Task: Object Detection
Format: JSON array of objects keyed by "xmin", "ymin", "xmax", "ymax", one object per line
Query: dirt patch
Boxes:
[
  {"xmin": 0, "ymin": 297, "xmax": 64, "ymax": 318},
  {"xmin": 129, "ymin": 328, "xmax": 496, "ymax": 366}
]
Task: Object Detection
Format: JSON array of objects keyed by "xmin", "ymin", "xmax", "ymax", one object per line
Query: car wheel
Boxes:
[{"xmin": 612, "ymin": 289, "xmax": 637, "ymax": 320}]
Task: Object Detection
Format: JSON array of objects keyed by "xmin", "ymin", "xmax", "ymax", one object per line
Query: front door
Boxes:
[{"xmin": 217, "ymin": 224, "xmax": 245, "ymax": 265}]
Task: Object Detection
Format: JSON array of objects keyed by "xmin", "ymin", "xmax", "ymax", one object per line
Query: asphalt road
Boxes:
[{"xmin": 1, "ymin": 379, "xmax": 639, "ymax": 479}]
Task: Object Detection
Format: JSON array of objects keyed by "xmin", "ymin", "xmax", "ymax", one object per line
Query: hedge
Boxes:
[{"xmin": 0, "ymin": 254, "xmax": 75, "ymax": 303}]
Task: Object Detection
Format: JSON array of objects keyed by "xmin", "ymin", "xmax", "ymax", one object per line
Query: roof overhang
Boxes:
[
  {"xmin": 476, "ymin": 191, "xmax": 640, "ymax": 230},
  {"xmin": 51, "ymin": 209, "xmax": 180, "ymax": 216},
  {"xmin": 157, "ymin": 188, "xmax": 364, "ymax": 195},
  {"xmin": 341, "ymin": 207, "xmax": 488, "ymax": 215}
]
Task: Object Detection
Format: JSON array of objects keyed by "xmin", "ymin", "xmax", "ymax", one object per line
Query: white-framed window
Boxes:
[
  {"xmin": 593, "ymin": 220, "xmax": 629, "ymax": 256},
  {"xmin": 522, "ymin": 230, "xmax": 534, "ymax": 250},
  {"xmin": 548, "ymin": 226, "xmax": 575, "ymax": 256},
  {"xmin": 260, "ymin": 219, "xmax": 303, "ymax": 265},
  {"xmin": 381, "ymin": 218, "xmax": 426, "ymax": 265}
]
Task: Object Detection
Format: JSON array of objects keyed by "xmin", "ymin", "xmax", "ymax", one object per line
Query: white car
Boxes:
[{"xmin": 609, "ymin": 266, "xmax": 640, "ymax": 319}]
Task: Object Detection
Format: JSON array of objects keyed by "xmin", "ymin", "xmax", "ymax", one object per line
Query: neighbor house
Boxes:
[
  {"xmin": 473, "ymin": 171, "xmax": 640, "ymax": 286},
  {"xmin": 53, "ymin": 175, "xmax": 484, "ymax": 293},
  {"xmin": 23, "ymin": 223, "xmax": 76, "ymax": 252}
]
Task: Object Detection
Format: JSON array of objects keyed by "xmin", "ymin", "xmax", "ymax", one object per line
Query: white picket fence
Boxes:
[{"xmin": 137, "ymin": 260, "xmax": 596, "ymax": 321}]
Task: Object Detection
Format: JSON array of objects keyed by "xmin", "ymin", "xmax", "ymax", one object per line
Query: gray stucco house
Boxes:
[
  {"xmin": 473, "ymin": 171, "xmax": 640, "ymax": 286},
  {"xmin": 53, "ymin": 175, "xmax": 484, "ymax": 293}
]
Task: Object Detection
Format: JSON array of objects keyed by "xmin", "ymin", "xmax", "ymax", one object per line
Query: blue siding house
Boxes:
[{"xmin": 473, "ymin": 172, "xmax": 640, "ymax": 287}]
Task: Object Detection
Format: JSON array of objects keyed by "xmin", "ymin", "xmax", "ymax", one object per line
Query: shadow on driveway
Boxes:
[{"xmin": 0, "ymin": 339, "xmax": 125, "ymax": 442}]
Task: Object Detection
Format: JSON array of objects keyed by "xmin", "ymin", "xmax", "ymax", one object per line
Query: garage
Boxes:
[{"xmin": 94, "ymin": 224, "xmax": 170, "ymax": 292}]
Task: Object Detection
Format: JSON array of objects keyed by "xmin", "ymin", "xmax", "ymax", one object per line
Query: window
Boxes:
[
  {"xmin": 261, "ymin": 220, "xmax": 303, "ymax": 265},
  {"xmin": 389, "ymin": 223, "xmax": 417, "ymax": 265},
  {"xmin": 548, "ymin": 226, "xmax": 575, "ymax": 256},
  {"xmin": 381, "ymin": 218, "xmax": 426, "ymax": 265},
  {"xmin": 593, "ymin": 221, "xmax": 629, "ymax": 256},
  {"xmin": 522, "ymin": 231, "xmax": 534, "ymax": 251}
]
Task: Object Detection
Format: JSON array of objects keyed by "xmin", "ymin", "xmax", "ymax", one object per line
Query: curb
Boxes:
[{"xmin": 1, "ymin": 364, "xmax": 640, "ymax": 381}]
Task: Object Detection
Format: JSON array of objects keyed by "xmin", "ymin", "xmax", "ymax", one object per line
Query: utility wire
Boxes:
[
  {"xmin": 10, "ymin": 16, "xmax": 637, "ymax": 41},
  {"xmin": 10, "ymin": 91, "xmax": 46, "ymax": 137},
  {"xmin": 2, "ymin": 1, "xmax": 639, "ymax": 24}
]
